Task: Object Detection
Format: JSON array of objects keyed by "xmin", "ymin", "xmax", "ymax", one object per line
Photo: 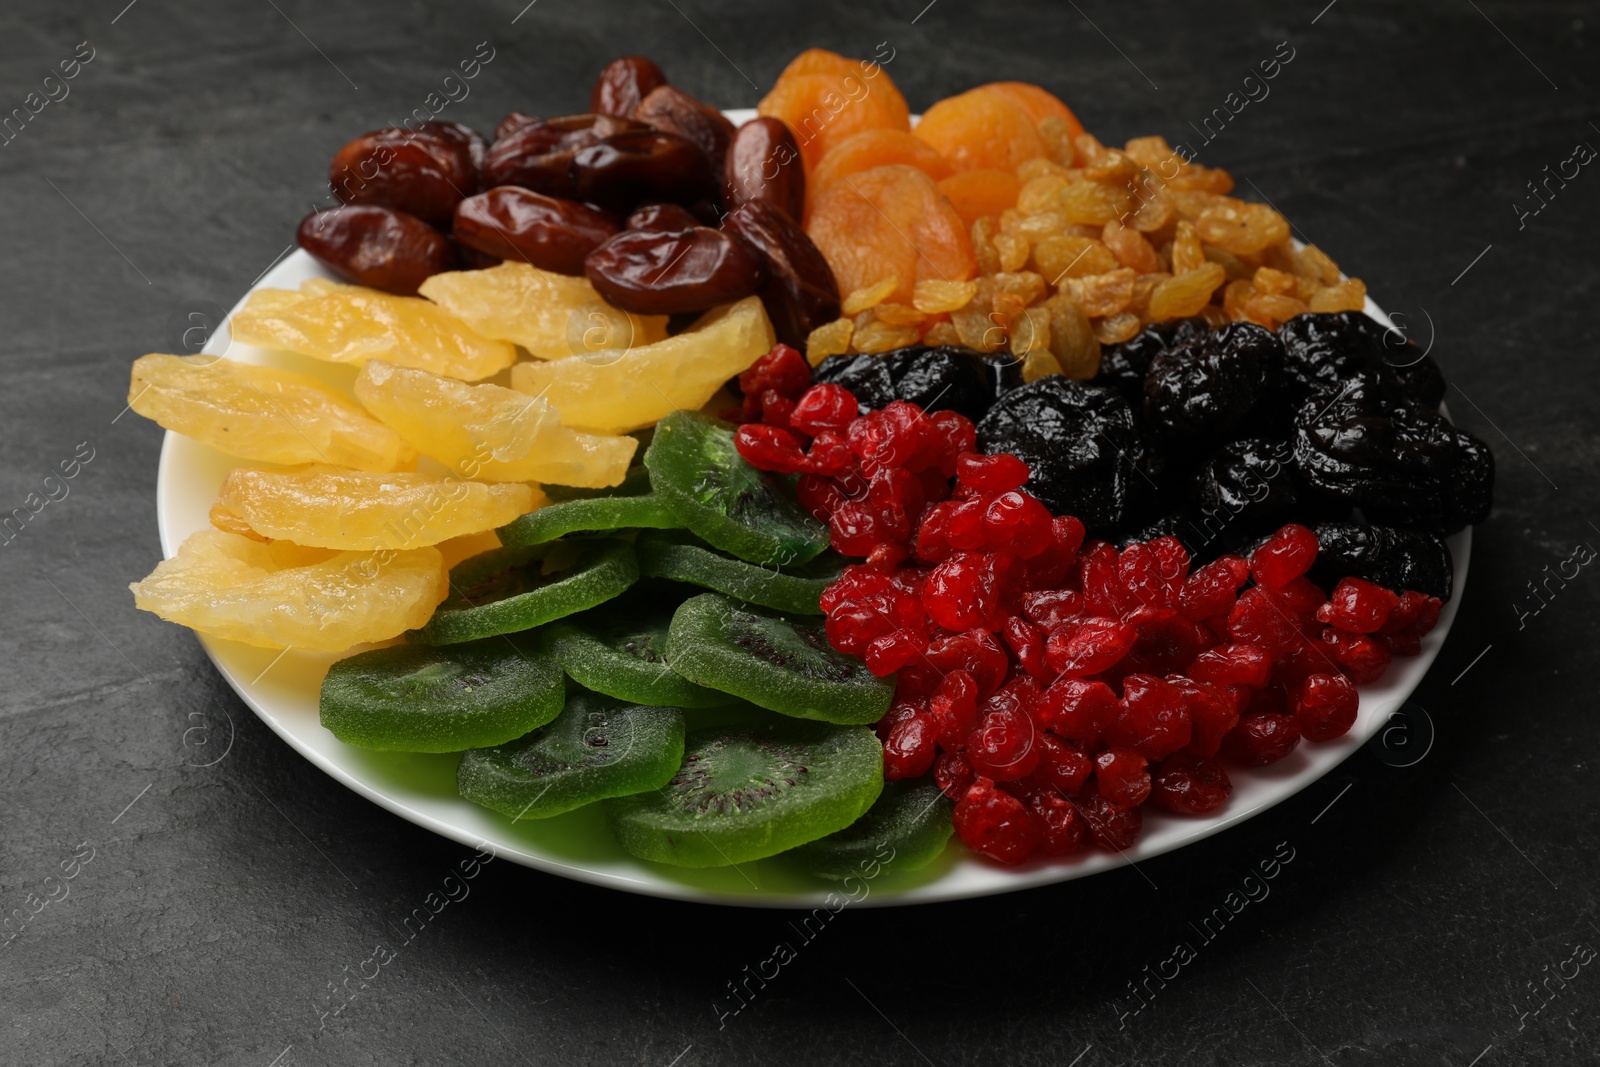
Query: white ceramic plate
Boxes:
[{"xmin": 156, "ymin": 114, "xmax": 1468, "ymax": 907}]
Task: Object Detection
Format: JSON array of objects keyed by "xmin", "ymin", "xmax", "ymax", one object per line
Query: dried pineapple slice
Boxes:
[
  {"xmin": 229, "ymin": 279, "xmax": 516, "ymax": 381},
  {"xmin": 217, "ymin": 466, "xmax": 541, "ymax": 550},
  {"xmin": 419, "ymin": 262, "xmax": 667, "ymax": 361},
  {"xmin": 509, "ymin": 296, "xmax": 774, "ymax": 435},
  {"xmin": 130, "ymin": 529, "xmax": 448, "ymax": 652},
  {"xmin": 354, "ymin": 360, "xmax": 634, "ymax": 487},
  {"xmin": 129, "ymin": 354, "xmax": 414, "ymax": 471}
]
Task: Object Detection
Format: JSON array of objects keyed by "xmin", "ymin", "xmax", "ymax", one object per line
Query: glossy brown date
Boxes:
[
  {"xmin": 481, "ymin": 114, "xmax": 643, "ymax": 198},
  {"xmin": 591, "ymin": 55, "xmax": 669, "ymax": 118},
  {"xmin": 723, "ymin": 117, "xmax": 805, "ymax": 222},
  {"xmin": 454, "ymin": 187, "xmax": 622, "ymax": 275},
  {"xmin": 494, "ymin": 111, "xmax": 539, "ymax": 140},
  {"xmin": 722, "ymin": 199, "xmax": 840, "ymax": 347},
  {"xmin": 630, "ymin": 85, "xmax": 735, "ymax": 167},
  {"xmin": 625, "ymin": 202, "xmax": 700, "ymax": 233},
  {"xmin": 415, "ymin": 120, "xmax": 487, "ymax": 173},
  {"xmin": 584, "ymin": 227, "xmax": 764, "ymax": 315},
  {"xmin": 570, "ymin": 131, "xmax": 713, "ymax": 212},
  {"xmin": 297, "ymin": 205, "xmax": 455, "ymax": 295},
  {"xmin": 328, "ymin": 128, "xmax": 477, "ymax": 227}
]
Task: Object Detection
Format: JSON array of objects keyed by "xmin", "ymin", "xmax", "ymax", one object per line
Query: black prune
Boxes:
[
  {"xmin": 977, "ymin": 377, "xmax": 1145, "ymax": 529},
  {"xmin": 1304, "ymin": 523, "xmax": 1455, "ymax": 601},
  {"xmin": 1278, "ymin": 311, "xmax": 1446, "ymax": 409},
  {"xmin": 1293, "ymin": 385, "xmax": 1493, "ymax": 534},
  {"xmin": 1096, "ymin": 318, "xmax": 1207, "ymax": 407},
  {"xmin": 1143, "ymin": 322, "xmax": 1285, "ymax": 448},
  {"xmin": 813, "ymin": 345, "xmax": 1019, "ymax": 422},
  {"xmin": 1190, "ymin": 437, "xmax": 1299, "ymax": 527}
]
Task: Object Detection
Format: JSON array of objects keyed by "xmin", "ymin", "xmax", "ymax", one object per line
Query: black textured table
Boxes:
[{"xmin": 3, "ymin": 2, "xmax": 1597, "ymax": 1064}]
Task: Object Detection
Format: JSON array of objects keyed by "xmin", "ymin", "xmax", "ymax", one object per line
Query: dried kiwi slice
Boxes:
[
  {"xmin": 415, "ymin": 539, "xmax": 637, "ymax": 645},
  {"xmin": 788, "ymin": 779, "xmax": 954, "ymax": 881},
  {"xmin": 320, "ymin": 635, "xmax": 563, "ymax": 752},
  {"xmin": 643, "ymin": 410, "xmax": 828, "ymax": 566},
  {"xmin": 456, "ymin": 688, "xmax": 686, "ymax": 820},
  {"xmin": 606, "ymin": 721, "xmax": 883, "ymax": 867},
  {"xmin": 635, "ymin": 530, "xmax": 844, "ymax": 614},
  {"xmin": 496, "ymin": 493, "xmax": 680, "ymax": 547},
  {"xmin": 539, "ymin": 592, "xmax": 732, "ymax": 708},
  {"xmin": 665, "ymin": 593, "xmax": 894, "ymax": 725}
]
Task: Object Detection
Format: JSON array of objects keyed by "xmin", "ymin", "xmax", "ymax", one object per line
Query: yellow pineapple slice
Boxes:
[
  {"xmin": 509, "ymin": 296, "xmax": 774, "ymax": 434},
  {"xmin": 216, "ymin": 465, "xmax": 541, "ymax": 551},
  {"xmin": 130, "ymin": 529, "xmax": 448, "ymax": 652},
  {"xmin": 229, "ymin": 279, "xmax": 517, "ymax": 381},
  {"xmin": 354, "ymin": 359, "xmax": 634, "ymax": 487},
  {"xmin": 129, "ymin": 354, "xmax": 415, "ymax": 471},
  {"xmin": 418, "ymin": 262, "xmax": 667, "ymax": 360}
]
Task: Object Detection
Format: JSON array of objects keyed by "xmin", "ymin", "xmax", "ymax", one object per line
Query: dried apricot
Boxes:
[
  {"xmin": 758, "ymin": 55, "xmax": 911, "ymax": 173},
  {"xmin": 811, "ymin": 130, "xmax": 953, "ymax": 200},
  {"xmin": 977, "ymin": 82, "xmax": 1086, "ymax": 139},
  {"xmin": 937, "ymin": 169, "xmax": 1023, "ymax": 227},
  {"xmin": 912, "ymin": 87, "xmax": 1048, "ymax": 173},
  {"xmin": 806, "ymin": 164, "xmax": 976, "ymax": 304}
]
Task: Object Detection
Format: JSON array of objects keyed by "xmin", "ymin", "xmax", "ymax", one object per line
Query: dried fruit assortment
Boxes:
[{"xmin": 126, "ymin": 47, "xmax": 1491, "ymax": 880}]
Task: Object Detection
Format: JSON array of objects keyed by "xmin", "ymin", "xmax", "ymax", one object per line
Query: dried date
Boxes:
[
  {"xmin": 297, "ymin": 205, "xmax": 455, "ymax": 295},
  {"xmin": 584, "ymin": 227, "xmax": 763, "ymax": 315},
  {"xmin": 453, "ymin": 187, "xmax": 621, "ymax": 275}
]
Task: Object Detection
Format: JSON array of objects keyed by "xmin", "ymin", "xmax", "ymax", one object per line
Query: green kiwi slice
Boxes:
[
  {"xmin": 665, "ymin": 593, "xmax": 894, "ymax": 725},
  {"xmin": 414, "ymin": 539, "xmax": 637, "ymax": 646},
  {"xmin": 497, "ymin": 494, "xmax": 680, "ymax": 548},
  {"xmin": 643, "ymin": 410, "xmax": 828, "ymax": 567},
  {"xmin": 605, "ymin": 721, "xmax": 884, "ymax": 867},
  {"xmin": 635, "ymin": 530, "xmax": 844, "ymax": 614},
  {"xmin": 320, "ymin": 635, "xmax": 563, "ymax": 752},
  {"xmin": 456, "ymin": 688, "xmax": 686, "ymax": 820},
  {"xmin": 788, "ymin": 779, "xmax": 954, "ymax": 881},
  {"xmin": 539, "ymin": 592, "xmax": 732, "ymax": 708}
]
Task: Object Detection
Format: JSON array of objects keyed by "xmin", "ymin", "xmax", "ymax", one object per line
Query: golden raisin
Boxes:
[
  {"xmin": 1170, "ymin": 220, "xmax": 1207, "ymax": 274},
  {"xmin": 1148, "ymin": 263, "xmax": 1226, "ymax": 320},
  {"xmin": 1035, "ymin": 236, "xmax": 1118, "ymax": 283},
  {"xmin": 1252, "ymin": 266, "xmax": 1298, "ymax": 296},
  {"xmin": 1044, "ymin": 293, "xmax": 1100, "ymax": 379},
  {"xmin": 872, "ymin": 302, "xmax": 926, "ymax": 327},
  {"xmin": 1241, "ymin": 293, "xmax": 1308, "ymax": 329},
  {"xmin": 1008, "ymin": 306, "xmax": 1052, "ymax": 358},
  {"xmin": 1061, "ymin": 267, "xmax": 1136, "ymax": 318},
  {"xmin": 1293, "ymin": 243, "xmax": 1342, "ymax": 286},
  {"xmin": 1092, "ymin": 311, "xmax": 1142, "ymax": 345},
  {"xmin": 1103, "ymin": 220, "xmax": 1161, "ymax": 273},
  {"xmin": 912, "ymin": 279, "xmax": 978, "ymax": 313},
  {"xmin": 805, "ymin": 316, "xmax": 854, "ymax": 365},
  {"xmin": 994, "ymin": 232, "xmax": 1031, "ymax": 272},
  {"xmin": 1038, "ymin": 117, "xmax": 1078, "ymax": 167},
  {"xmin": 1021, "ymin": 346, "xmax": 1065, "ymax": 383},
  {"xmin": 854, "ymin": 319, "xmax": 922, "ymax": 353},
  {"xmin": 972, "ymin": 217, "xmax": 1002, "ymax": 274},
  {"xmin": 1195, "ymin": 200, "xmax": 1291, "ymax": 256},
  {"xmin": 1308, "ymin": 277, "xmax": 1367, "ymax": 312},
  {"xmin": 1017, "ymin": 174, "xmax": 1071, "ymax": 215},
  {"xmin": 1058, "ymin": 180, "xmax": 1131, "ymax": 226},
  {"xmin": 842, "ymin": 275, "xmax": 901, "ymax": 315},
  {"xmin": 922, "ymin": 320, "xmax": 961, "ymax": 346},
  {"xmin": 1017, "ymin": 157, "xmax": 1073, "ymax": 184}
]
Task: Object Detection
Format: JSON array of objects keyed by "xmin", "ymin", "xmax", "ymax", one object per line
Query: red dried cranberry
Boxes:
[
  {"xmin": 1293, "ymin": 673, "xmax": 1359, "ymax": 742},
  {"xmin": 955, "ymin": 451, "xmax": 1029, "ymax": 493},
  {"xmin": 1177, "ymin": 554, "xmax": 1251, "ymax": 621},
  {"xmin": 1043, "ymin": 616, "xmax": 1135, "ymax": 677},
  {"xmin": 1148, "ymin": 535, "xmax": 1191, "ymax": 587},
  {"xmin": 929, "ymin": 669, "xmax": 980, "ymax": 750},
  {"xmin": 883, "ymin": 709, "xmax": 939, "ymax": 779},
  {"xmin": 1227, "ymin": 586, "xmax": 1304, "ymax": 657},
  {"xmin": 923, "ymin": 630, "xmax": 1009, "ymax": 697},
  {"xmin": 1320, "ymin": 628, "xmax": 1391, "ymax": 685},
  {"xmin": 1375, "ymin": 590, "xmax": 1442, "ymax": 655},
  {"xmin": 1110, "ymin": 673, "xmax": 1194, "ymax": 759},
  {"xmin": 1316, "ymin": 577, "xmax": 1401, "ymax": 633},
  {"xmin": 803, "ymin": 431, "xmax": 853, "ymax": 476},
  {"xmin": 1117, "ymin": 543, "xmax": 1172, "ymax": 608},
  {"xmin": 820, "ymin": 564, "xmax": 895, "ymax": 612},
  {"xmin": 823, "ymin": 599, "xmax": 896, "ymax": 657},
  {"xmin": 1020, "ymin": 588, "xmax": 1085, "ymax": 629},
  {"xmin": 1095, "ymin": 747, "xmax": 1151, "ymax": 807},
  {"xmin": 865, "ymin": 627, "xmax": 928, "ymax": 677},
  {"xmin": 1150, "ymin": 752, "xmax": 1232, "ymax": 814},
  {"xmin": 1249, "ymin": 523, "xmax": 1319, "ymax": 589},
  {"xmin": 738, "ymin": 344, "xmax": 810, "ymax": 417},
  {"xmin": 982, "ymin": 491, "xmax": 1053, "ymax": 558},
  {"xmin": 928, "ymin": 412, "xmax": 977, "ymax": 475},
  {"xmin": 1075, "ymin": 792, "xmax": 1142, "ymax": 851},
  {"xmin": 934, "ymin": 750, "xmax": 975, "ymax": 799},
  {"xmin": 1024, "ymin": 788, "xmax": 1088, "ymax": 856},
  {"xmin": 1037, "ymin": 676, "xmax": 1116, "ymax": 747},
  {"xmin": 1001, "ymin": 614, "xmax": 1049, "ymax": 680},
  {"xmin": 953, "ymin": 778, "xmax": 1042, "ymax": 864},
  {"xmin": 1187, "ymin": 643, "xmax": 1273, "ymax": 688},
  {"xmin": 1221, "ymin": 709, "xmax": 1302, "ymax": 765},
  {"xmin": 734, "ymin": 422, "xmax": 808, "ymax": 473},
  {"xmin": 1029, "ymin": 732, "xmax": 1092, "ymax": 795},
  {"xmin": 966, "ymin": 703, "xmax": 1041, "ymax": 782},
  {"xmin": 923, "ymin": 552, "xmax": 1019, "ymax": 631},
  {"xmin": 1168, "ymin": 676, "xmax": 1239, "ymax": 758},
  {"xmin": 1122, "ymin": 606, "xmax": 1204, "ymax": 675},
  {"xmin": 1023, "ymin": 515, "xmax": 1086, "ymax": 590},
  {"xmin": 790, "ymin": 383, "xmax": 858, "ymax": 435}
]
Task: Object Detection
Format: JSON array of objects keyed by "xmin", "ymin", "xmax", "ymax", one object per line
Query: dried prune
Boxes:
[
  {"xmin": 724, "ymin": 117, "xmax": 806, "ymax": 221},
  {"xmin": 631, "ymin": 84, "xmax": 735, "ymax": 168},
  {"xmin": 297, "ymin": 205, "xmax": 455, "ymax": 295},
  {"xmin": 977, "ymin": 377, "xmax": 1145, "ymax": 529},
  {"xmin": 1278, "ymin": 311, "xmax": 1445, "ymax": 409},
  {"xmin": 814, "ymin": 345, "xmax": 1019, "ymax": 422},
  {"xmin": 591, "ymin": 55, "xmax": 669, "ymax": 118},
  {"xmin": 569, "ymin": 131, "xmax": 714, "ymax": 212},
  {"xmin": 453, "ymin": 187, "xmax": 621, "ymax": 275},
  {"xmin": 1303, "ymin": 523, "xmax": 1454, "ymax": 601},
  {"xmin": 1190, "ymin": 438, "xmax": 1299, "ymax": 528},
  {"xmin": 721, "ymin": 199, "xmax": 839, "ymax": 348},
  {"xmin": 329, "ymin": 128, "xmax": 477, "ymax": 227},
  {"xmin": 583, "ymin": 226, "xmax": 764, "ymax": 314},
  {"xmin": 1143, "ymin": 322, "xmax": 1285, "ymax": 448},
  {"xmin": 1293, "ymin": 384, "xmax": 1493, "ymax": 534},
  {"xmin": 627, "ymin": 202, "xmax": 700, "ymax": 233},
  {"xmin": 481, "ymin": 114, "xmax": 644, "ymax": 198},
  {"xmin": 1096, "ymin": 318, "xmax": 1207, "ymax": 407}
]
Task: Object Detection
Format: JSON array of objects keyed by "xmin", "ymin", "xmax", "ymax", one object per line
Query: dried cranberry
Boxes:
[
  {"xmin": 956, "ymin": 451, "xmax": 1029, "ymax": 494},
  {"xmin": 739, "ymin": 344, "xmax": 811, "ymax": 408},
  {"xmin": 1178, "ymin": 554, "xmax": 1251, "ymax": 621},
  {"xmin": 934, "ymin": 750, "xmax": 975, "ymax": 799},
  {"xmin": 954, "ymin": 778, "xmax": 1042, "ymax": 864},
  {"xmin": 1112, "ymin": 673, "xmax": 1194, "ymax": 759},
  {"xmin": 1150, "ymin": 752, "xmax": 1233, "ymax": 814},
  {"xmin": 1169, "ymin": 676, "xmax": 1239, "ymax": 758},
  {"xmin": 1320, "ymin": 628, "xmax": 1392, "ymax": 685},
  {"xmin": 1316, "ymin": 577, "xmax": 1401, "ymax": 633},
  {"xmin": 1024, "ymin": 788, "xmax": 1088, "ymax": 856},
  {"xmin": 1038, "ymin": 676, "xmax": 1116, "ymax": 747},
  {"xmin": 923, "ymin": 630, "xmax": 1010, "ymax": 698},
  {"xmin": 1293, "ymin": 673, "xmax": 1359, "ymax": 742},
  {"xmin": 865, "ymin": 627, "xmax": 928, "ymax": 677},
  {"xmin": 1075, "ymin": 792, "xmax": 1142, "ymax": 851},
  {"xmin": 1221, "ymin": 709, "xmax": 1302, "ymax": 765},
  {"xmin": 1044, "ymin": 616, "xmax": 1136, "ymax": 678},
  {"xmin": 923, "ymin": 552, "xmax": 1018, "ymax": 632},
  {"xmin": 1095, "ymin": 747, "xmax": 1151, "ymax": 807},
  {"xmin": 1122, "ymin": 606, "xmax": 1204, "ymax": 676},
  {"xmin": 1187, "ymin": 643, "xmax": 1273, "ymax": 688},
  {"xmin": 883, "ymin": 709, "xmax": 939, "ymax": 779},
  {"xmin": 791, "ymin": 383, "xmax": 857, "ymax": 435},
  {"xmin": 1227, "ymin": 587, "xmax": 1304, "ymax": 657},
  {"xmin": 983, "ymin": 491, "xmax": 1054, "ymax": 558},
  {"xmin": 1030, "ymin": 732, "xmax": 1093, "ymax": 796},
  {"xmin": 966, "ymin": 701, "xmax": 1040, "ymax": 782},
  {"xmin": 1250, "ymin": 523, "xmax": 1319, "ymax": 589}
]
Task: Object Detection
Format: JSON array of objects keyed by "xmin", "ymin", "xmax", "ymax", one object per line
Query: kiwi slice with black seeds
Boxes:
[
  {"xmin": 635, "ymin": 530, "xmax": 844, "ymax": 614},
  {"xmin": 539, "ymin": 591, "xmax": 732, "ymax": 708},
  {"xmin": 605, "ymin": 721, "xmax": 883, "ymax": 867},
  {"xmin": 457, "ymin": 688, "xmax": 686, "ymax": 820},
  {"xmin": 320, "ymin": 634, "xmax": 563, "ymax": 752},
  {"xmin": 414, "ymin": 539, "xmax": 637, "ymax": 645},
  {"xmin": 665, "ymin": 593, "xmax": 894, "ymax": 725},
  {"xmin": 788, "ymin": 779, "xmax": 954, "ymax": 881},
  {"xmin": 643, "ymin": 410, "xmax": 828, "ymax": 567}
]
